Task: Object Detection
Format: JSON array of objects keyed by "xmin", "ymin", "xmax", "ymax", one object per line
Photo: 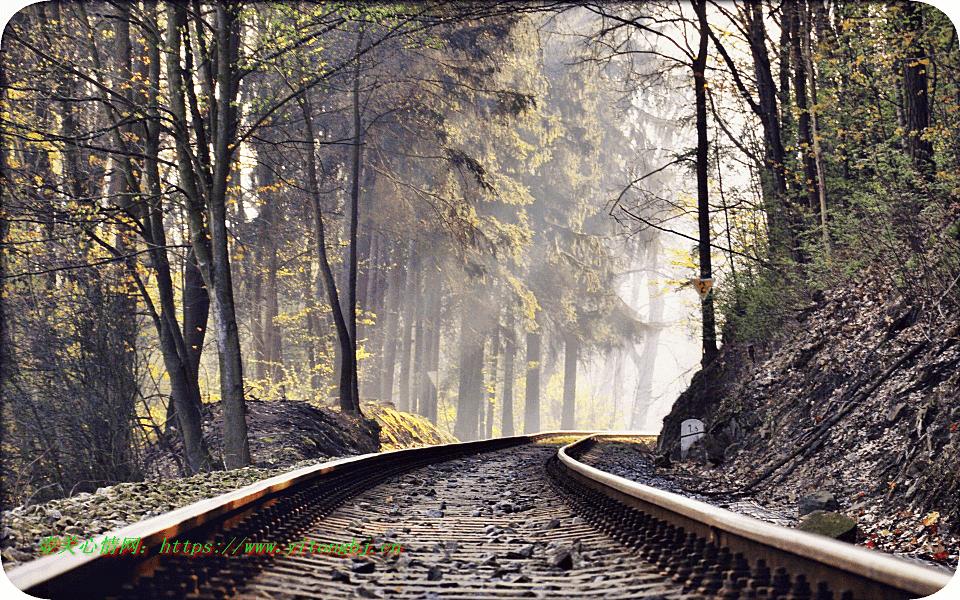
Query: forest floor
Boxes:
[
  {"xmin": 647, "ymin": 279, "xmax": 960, "ymax": 572},
  {"xmin": 1, "ymin": 401, "xmax": 455, "ymax": 570}
]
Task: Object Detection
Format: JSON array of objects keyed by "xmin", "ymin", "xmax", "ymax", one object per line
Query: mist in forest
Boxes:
[{"xmin": 15, "ymin": 0, "xmax": 931, "ymax": 499}]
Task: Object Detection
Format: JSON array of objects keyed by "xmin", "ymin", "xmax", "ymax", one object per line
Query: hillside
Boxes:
[
  {"xmin": 655, "ymin": 281, "xmax": 960, "ymax": 566},
  {"xmin": 3, "ymin": 402, "xmax": 455, "ymax": 568}
]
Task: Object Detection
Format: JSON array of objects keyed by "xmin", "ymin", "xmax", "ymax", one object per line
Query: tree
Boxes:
[
  {"xmin": 693, "ymin": 0, "xmax": 718, "ymax": 363},
  {"xmin": 165, "ymin": 1, "xmax": 250, "ymax": 468}
]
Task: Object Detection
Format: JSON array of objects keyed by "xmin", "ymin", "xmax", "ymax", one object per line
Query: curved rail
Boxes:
[
  {"xmin": 5, "ymin": 431, "xmax": 593, "ymax": 598},
  {"xmin": 9, "ymin": 430, "xmax": 949, "ymax": 600},
  {"xmin": 555, "ymin": 434, "xmax": 953, "ymax": 600}
]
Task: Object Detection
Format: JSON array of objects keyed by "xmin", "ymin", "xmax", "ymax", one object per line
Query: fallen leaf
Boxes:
[{"xmin": 922, "ymin": 512, "xmax": 940, "ymax": 527}]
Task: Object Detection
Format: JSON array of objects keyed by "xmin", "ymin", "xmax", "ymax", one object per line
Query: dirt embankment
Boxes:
[
  {"xmin": 147, "ymin": 400, "xmax": 457, "ymax": 476},
  {"xmin": 656, "ymin": 283, "xmax": 960, "ymax": 566}
]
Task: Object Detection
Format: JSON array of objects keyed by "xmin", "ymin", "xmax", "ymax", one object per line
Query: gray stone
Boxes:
[
  {"xmin": 798, "ymin": 491, "xmax": 840, "ymax": 517},
  {"xmin": 1, "ymin": 547, "xmax": 32, "ymax": 563},
  {"xmin": 350, "ymin": 559, "xmax": 376, "ymax": 573},
  {"xmin": 505, "ymin": 544, "xmax": 534, "ymax": 559},
  {"xmin": 797, "ymin": 510, "xmax": 857, "ymax": 543},
  {"xmin": 887, "ymin": 403, "xmax": 907, "ymax": 423},
  {"xmin": 44, "ymin": 508, "xmax": 62, "ymax": 521},
  {"xmin": 548, "ymin": 548, "xmax": 573, "ymax": 570}
]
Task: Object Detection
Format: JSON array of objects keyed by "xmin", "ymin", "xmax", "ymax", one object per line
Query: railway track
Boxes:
[{"xmin": 6, "ymin": 433, "xmax": 953, "ymax": 599}]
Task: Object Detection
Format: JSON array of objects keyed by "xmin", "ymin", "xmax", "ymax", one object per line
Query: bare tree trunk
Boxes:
[
  {"xmin": 207, "ymin": 1, "xmax": 250, "ymax": 468},
  {"xmin": 296, "ymin": 72, "xmax": 361, "ymax": 415},
  {"xmin": 790, "ymin": 0, "xmax": 819, "ymax": 212},
  {"xmin": 417, "ymin": 263, "xmax": 439, "ymax": 416},
  {"xmin": 397, "ymin": 254, "xmax": 418, "ymax": 412},
  {"xmin": 801, "ymin": 1, "xmax": 831, "ymax": 256},
  {"xmin": 500, "ymin": 314, "xmax": 515, "ymax": 437},
  {"xmin": 561, "ymin": 334, "xmax": 578, "ymax": 430},
  {"xmin": 301, "ymin": 251, "xmax": 320, "ymax": 399},
  {"xmin": 901, "ymin": 2, "xmax": 934, "ymax": 173},
  {"xmin": 631, "ymin": 243, "xmax": 663, "ymax": 431},
  {"xmin": 455, "ymin": 306, "xmax": 484, "ymax": 441},
  {"xmin": 264, "ymin": 242, "xmax": 282, "ymax": 384},
  {"xmin": 694, "ymin": 0, "xmax": 718, "ymax": 364},
  {"xmin": 523, "ymin": 329, "xmax": 541, "ymax": 434},
  {"xmin": 379, "ymin": 255, "xmax": 403, "ymax": 404},
  {"xmin": 183, "ymin": 249, "xmax": 209, "ymax": 381},
  {"xmin": 425, "ymin": 279, "xmax": 442, "ymax": 424},
  {"xmin": 252, "ymin": 242, "xmax": 266, "ymax": 383},
  {"xmin": 167, "ymin": 0, "xmax": 250, "ymax": 468},
  {"xmin": 363, "ymin": 233, "xmax": 384, "ymax": 396},
  {"xmin": 485, "ymin": 326, "xmax": 499, "ymax": 438},
  {"xmin": 412, "ymin": 288, "xmax": 426, "ymax": 415},
  {"xmin": 344, "ymin": 26, "xmax": 365, "ymax": 410},
  {"xmin": 151, "ymin": 6, "xmax": 215, "ymax": 473}
]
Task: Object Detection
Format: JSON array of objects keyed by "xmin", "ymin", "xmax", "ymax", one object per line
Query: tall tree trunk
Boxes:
[
  {"xmin": 561, "ymin": 333, "xmax": 578, "ymax": 430},
  {"xmin": 264, "ymin": 243, "xmax": 282, "ymax": 384},
  {"xmin": 694, "ymin": 0, "xmax": 718, "ymax": 364},
  {"xmin": 523, "ymin": 329, "xmax": 541, "ymax": 434},
  {"xmin": 425, "ymin": 278, "xmax": 442, "ymax": 424},
  {"xmin": 296, "ymin": 79, "xmax": 360, "ymax": 415},
  {"xmin": 485, "ymin": 326, "xmax": 499, "ymax": 438},
  {"xmin": 301, "ymin": 251, "xmax": 320, "ymax": 399},
  {"xmin": 364, "ymin": 233, "xmax": 384, "ymax": 396},
  {"xmin": 454, "ymin": 307, "xmax": 483, "ymax": 441},
  {"xmin": 412, "ymin": 287, "xmax": 426, "ymax": 415},
  {"xmin": 150, "ymin": 7, "xmax": 215, "ymax": 473},
  {"xmin": 500, "ymin": 314, "xmax": 515, "ymax": 437},
  {"xmin": 418, "ymin": 263, "xmax": 439, "ymax": 417},
  {"xmin": 901, "ymin": 2, "xmax": 934, "ymax": 174},
  {"xmin": 790, "ymin": 0, "xmax": 819, "ymax": 212},
  {"xmin": 801, "ymin": 1, "xmax": 831, "ymax": 256},
  {"xmin": 183, "ymin": 249, "xmax": 209, "ymax": 379},
  {"xmin": 344, "ymin": 26, "xmax": 365, "ymax": 411},
  {"xmin": 255, "ymin": 156, "xmax": 282, "ymax": 386},
  {"xmin": 379, "ymin": 256, "xmax": 403, "ymax": 403},
  {"xmin": 746, "ymin": 3, "xmax": 791, "ymax": 250},
  {"xmin": 252, "ymin": 242, "xmax": 266, "ymax": 383},
  {"xmin": 208, "ymin": 1, "xmax": 250, "ymax": 468},
  {"xmin": 397, "ymin": 254, "xmax": 418, "ymax": 412},
  {"xmin": 631, "ymin": 243, "xmax": 663, "ymax": 431},
  {"xmin": 167, "ymin": 0, "xmax": 250, "ymax": 468},
  {"xmin": 778, "ymin": 1, "xmax": 793, "ymax": 143}
]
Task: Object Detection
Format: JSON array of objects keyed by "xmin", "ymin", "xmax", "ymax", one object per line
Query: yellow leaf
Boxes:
[{"xmin": 922, "ymin": 512, "xmax": 940, "ymax": 527}]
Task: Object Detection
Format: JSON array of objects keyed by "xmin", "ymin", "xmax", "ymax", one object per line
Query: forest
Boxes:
[{"xmin": 1, "ymin": 0, "xmax": 958, "ymax": 512}]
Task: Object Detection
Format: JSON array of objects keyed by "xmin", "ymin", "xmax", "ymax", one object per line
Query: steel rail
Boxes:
[
  {"xmin": 556, "ymin": 434, "xmax": 954, "ymax": 600},
  {"xmin": 5, "ymin": 431, "xmax": 596, "ymax": 598}
]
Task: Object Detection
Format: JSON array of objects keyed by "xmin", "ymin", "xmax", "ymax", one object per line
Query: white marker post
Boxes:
[{"xmin": 680, "ymin": 418, "xmax": 705, "ymax": 460}]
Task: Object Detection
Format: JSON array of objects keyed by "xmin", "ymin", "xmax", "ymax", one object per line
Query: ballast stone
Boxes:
[
  {"xmin": 797, "ymin": 510, "xmax": 858, "ymax": 543},
  {"xmin": 798, "ymin": 490, "xmax": 841, "ymax": 517}
]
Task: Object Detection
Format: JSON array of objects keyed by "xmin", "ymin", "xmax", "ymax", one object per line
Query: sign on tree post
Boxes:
[{"xmin": 692, "ymin": 278, "xmax": 713, "ymax": 299}]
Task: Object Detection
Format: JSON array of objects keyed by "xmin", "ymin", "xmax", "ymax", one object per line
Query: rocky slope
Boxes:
[{"xmin": 655, "ymin": 281, "xmax": 960, "ymax": 568}]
